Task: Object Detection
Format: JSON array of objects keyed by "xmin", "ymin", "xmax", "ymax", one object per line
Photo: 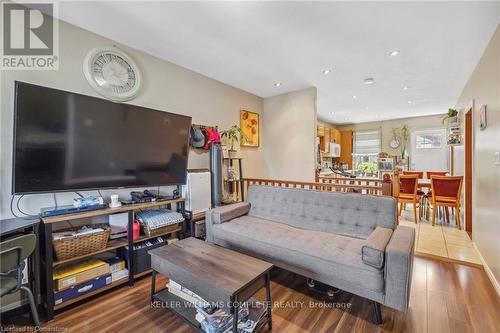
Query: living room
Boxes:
[{"xmin": 1, "ymin": 1, "xmax": 499, "ymax": 333}]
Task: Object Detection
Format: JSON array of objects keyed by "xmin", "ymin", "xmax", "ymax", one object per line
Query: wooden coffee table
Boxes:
[{"xmin": 149, "ymin": 237, "xmax": 273, "ymax": 332}]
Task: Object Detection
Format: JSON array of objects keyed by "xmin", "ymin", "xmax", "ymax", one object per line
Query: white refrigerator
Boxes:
[{"xmin": 449, "ymin": 145, "xmax": 464, "ymax": 176}]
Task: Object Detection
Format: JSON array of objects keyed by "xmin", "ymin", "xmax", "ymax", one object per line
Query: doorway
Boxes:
[{"xmin": 465, "ymin": 108, "xmax": 473, "ymax": 235}]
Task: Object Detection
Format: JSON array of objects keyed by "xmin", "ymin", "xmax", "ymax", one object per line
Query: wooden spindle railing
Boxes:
[{"xmin": 242, "ymin": 177, "xmax": 391, "ymax": 199}]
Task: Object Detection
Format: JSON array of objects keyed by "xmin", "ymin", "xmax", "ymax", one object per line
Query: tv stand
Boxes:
[{"xmin": 39, "ymin": 198, "xmax": 186, "ymax": 321}]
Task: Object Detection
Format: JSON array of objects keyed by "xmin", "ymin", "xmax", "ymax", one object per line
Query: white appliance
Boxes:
[
  {"xmin": 329, "ymin": 142, "xmax": 341, "ymax": 157},
  {"xmin": 108, "ymin": 212, "xmax": 128, "ymax": 239},
  {"xmin": 449, "ymin": 145, "xmax": 464, "ymax": 176},
  {"xmin": 182, "ymin": 170, "xmax": 212, "ymax": 215}
]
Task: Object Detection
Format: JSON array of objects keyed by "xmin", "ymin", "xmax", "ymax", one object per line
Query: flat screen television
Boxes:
[{"xmin": 12, "ymin": 81, "xmax": 191, "ymax": 194}]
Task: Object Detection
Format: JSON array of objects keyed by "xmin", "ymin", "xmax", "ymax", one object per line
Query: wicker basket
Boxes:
[
  {"xmin": 52, "ymin": 225, "xmax": 111, "ymax": 261},
  {"xmin": 142, "ymin": 222, "xmax": 181, "ymax": 237}
]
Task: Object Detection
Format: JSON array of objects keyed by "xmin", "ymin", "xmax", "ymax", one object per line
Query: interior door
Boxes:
[{"xmin": 410, "ymin": 128, "xmax": 448, "ymax": 171}]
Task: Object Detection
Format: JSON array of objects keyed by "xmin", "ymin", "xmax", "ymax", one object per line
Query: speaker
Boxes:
[{"xmin": 210, "ymin": 143, "xmax": 222, "ymax": 207}]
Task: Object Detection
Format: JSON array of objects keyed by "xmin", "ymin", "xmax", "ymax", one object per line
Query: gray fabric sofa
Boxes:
[{"xmin": 205, "ymin": 185, "xmax": 415, "ymax": 322}]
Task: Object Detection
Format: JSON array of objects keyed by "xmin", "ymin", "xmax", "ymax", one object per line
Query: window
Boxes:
[
  {"xmin": 352, "ymin": 130, "xmax": 381, "ymax": 177},
  {"xmin": 415, "ymin": 133, "xmax": 442, "ymax": 149}
]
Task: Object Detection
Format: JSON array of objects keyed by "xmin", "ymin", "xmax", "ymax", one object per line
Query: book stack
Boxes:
[
  {"xmin": 166, "ymin": 280, "xmax": 209, "ymax": 307},
  {"xmin": 105, "ymin": 257, "xmax": 128, "ymax": 282},
  {"xmin": 166, "ymin": 280, "xmax": 266, "ymax": 333}
]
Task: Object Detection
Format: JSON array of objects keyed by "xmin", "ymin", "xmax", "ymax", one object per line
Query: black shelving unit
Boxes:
[
  {"xmin": 222, "ymin": 157, "xmax": 244, "ymax": 202},
  {"xmin": 39, "ymin": 197, "xmax": 186, "ymax": 321}
]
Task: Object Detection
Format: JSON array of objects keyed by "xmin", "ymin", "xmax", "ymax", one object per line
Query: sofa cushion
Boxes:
[
  {"xmin": 211, "ymin": 202, "xmax": 250, "ymax": 224},
  {"xmin": 362, "ymin": 227, "xmax": 393, "ymax": 269},
  {"xmin": 211, "ymin": 215, "xmax": 385, "ymax": 293},
  {"xmin": 246, "ymin": 185, "xmax": 397, "ymax": 239}
]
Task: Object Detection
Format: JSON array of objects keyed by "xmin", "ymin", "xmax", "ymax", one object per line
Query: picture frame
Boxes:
[
  {"xmin": 479, "ymin": 105, "xmax": 487, "ymax": 130},
  {"xmin": 240, "ymin": 110, "xmax": 259, "ymax": 147}
]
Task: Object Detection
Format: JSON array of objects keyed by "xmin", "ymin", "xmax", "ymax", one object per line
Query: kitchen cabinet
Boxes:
[
  {"xmin": 317, "ymin": 125, "xmax": 325, "ymax": 137},
  {"xmin": 331, "ymin": 129, "xmax": 341, "ymax": 144},
  {"xmin": 318, "ymin": 125, "xmax": 342, "ymax": 154},
  {"xmin": 319, "ymin": 127, "xmax": 330, "ymax": 152},
  {"xmin": 339, "ymin": 130, "xmax": 353, "ymax": 168}
]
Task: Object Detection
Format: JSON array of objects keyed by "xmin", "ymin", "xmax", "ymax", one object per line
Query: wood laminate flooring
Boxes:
[{"xmin": 5, "ymin": 256, "xmax": 499, "ymax": 333}]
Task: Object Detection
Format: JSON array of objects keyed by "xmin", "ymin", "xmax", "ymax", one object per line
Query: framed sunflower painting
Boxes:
[{"xmin": 240, "ymin": 110, "xmax": 259, "ymax": 147}]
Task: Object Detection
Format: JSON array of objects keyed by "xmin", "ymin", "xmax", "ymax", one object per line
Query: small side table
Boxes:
[{"xmin": 149, "ymin": 237, "xmax": 273, "ymax": 332}]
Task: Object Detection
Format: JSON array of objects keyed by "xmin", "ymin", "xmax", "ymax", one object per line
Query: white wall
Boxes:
[
  {"xmin": 456, "ymin": 25, "xmax": 500, "ymax": 286},
  {"xmin": 0, "ymin": 19, "xmax": 265, "ymax": 219},
  {"xmin": 262, "ymin": 87, "xmax": 317, "ymax": 182}
]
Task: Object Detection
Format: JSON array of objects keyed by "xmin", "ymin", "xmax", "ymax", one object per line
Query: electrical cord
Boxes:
[
  {"xmin": 10, "ymin": 195, "xmax": 40, "ymax": 219},
  {"xmin": 17, "ymin": 195, "xmax": 39, "ymax": 217},
  {"xmin": 75, "ymin": 191, "xmax": 84, "ymax": 198},
  {"xmin": 53, "ymin": 193, "xmax": 59, "ymax": 208}
]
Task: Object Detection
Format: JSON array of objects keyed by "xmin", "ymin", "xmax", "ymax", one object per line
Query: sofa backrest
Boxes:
[{"xmin": 246, "ymin": 185, "xmax": 397, "ymax": 239}]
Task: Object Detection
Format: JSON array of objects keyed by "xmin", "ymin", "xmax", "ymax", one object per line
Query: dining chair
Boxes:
[
  {"xmin": 0, "ymin": 234, "xmax": 40, "ymax": 327},
  {"xmin": 429, "ymin": 176, "xmax": 463, "ymax": 229},
  {"xmin": 426, "ymin": 171, "xmax": 448, "ymax": 179},
  {"xmin": 403, "ymin": 171, "xmax": 424, "ymax": 179},
  {"xmin": 423, "ymin": 172, "xmax": 448, "ymax": 218},
  {"xmin": 398, "ymin": 174, "xmax": 421, "ymax": 224}
]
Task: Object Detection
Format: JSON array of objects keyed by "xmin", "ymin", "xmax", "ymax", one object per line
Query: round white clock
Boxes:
[
  {"xmin": 389, "ymin": 138, "xmax": 400, "ymax": 149},
  {"xmin": 83, "ymin": 47, "xmax": 141, "ymax": 102}
]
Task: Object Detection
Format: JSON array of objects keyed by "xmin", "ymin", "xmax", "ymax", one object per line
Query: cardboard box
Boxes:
[
  {"xmin": 167, "ymin": 238, "xmax": 179, "ymax": 245},
  {"xmin": 54, "ymin": 274, "xmax": 112, "ymax": 305},
  {"xmin": 105, "ymin": 257, "xmax": 126, "ymax": 273},
  {"xmin": 53, "ymin": 259, "xmax": 110, "ymax": 291},
  {"xmin": 111, "ymin": 268, "xmax": 129, "ymax": 282}
]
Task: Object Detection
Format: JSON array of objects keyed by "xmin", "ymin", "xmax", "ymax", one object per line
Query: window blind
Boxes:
[{"xmin": 353, "ymin": 130, "xmax": 381, "ymax": 155}]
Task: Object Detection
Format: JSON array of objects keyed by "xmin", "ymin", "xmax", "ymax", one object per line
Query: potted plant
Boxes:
[
  {"xmin": 391, "ymin": 125, "xmax": 410, "ymax": 158},
  {"xmin": 220, "ymin": 125, "xmax": 245, "ymax": 157},
  {"xmin": 399, "ymin": 125, "xmax": 410, "ymax": 158},
  {"xmin": 442, "ymin": 108, "xmax": 459, "ymax": 125}
]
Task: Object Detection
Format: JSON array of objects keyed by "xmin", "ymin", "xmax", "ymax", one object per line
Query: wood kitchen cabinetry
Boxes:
[
  {"xmin": 317, "ymin": 125, "xmax": 330, "ymax": 153},
  {"xmin": 318, "ymin": 125, "xmax": 342, "ymax": 153},
  {"xmin": 339, "ymin": 130, "xmax": 353, "ymax": 169},
  {"xmin": 331, "ymin": 128, "xmax": 341, "ymax": 144},
  {"xmin": 317, "ymin": 124, "xmax": 353, "ymax": 168},
  {"xmin": 317, "ymin": 125, "xmax": 325, "ymax": 137}
]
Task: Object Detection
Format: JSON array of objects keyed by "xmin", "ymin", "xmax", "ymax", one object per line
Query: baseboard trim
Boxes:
[
  {"xmin": 415, "ymin": 251, "xmax": 483, "ymax": 269},
  {"xmin": 472, "ymin": 242, "xmax": 500, "ymax": 297}
]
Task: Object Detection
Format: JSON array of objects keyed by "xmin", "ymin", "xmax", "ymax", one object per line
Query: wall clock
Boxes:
[
  {"xmin": 389, "ymin": 138, "xmax": 400, "ymax": 149},
  {"xmin": 83, "ymin": 47, "xmax": 142, "ymax": 102}
]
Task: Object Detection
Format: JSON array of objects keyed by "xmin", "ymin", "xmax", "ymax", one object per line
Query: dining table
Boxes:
[
  {"xmin": 417, "ymin": 179, "xmax": 431, "ymax": 220},
  {"xmin": 418, "ymin": 178, "xmax": 431, "ymax": 188}
]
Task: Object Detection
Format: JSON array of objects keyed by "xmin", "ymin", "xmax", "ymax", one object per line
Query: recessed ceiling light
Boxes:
[
  {"xmin": 365, "ymin": 106, "xmax": 369, "ymax": 110},
  {"xmin": 352, "ymin": 95, "xmax": 357, "ymax": 99},
  {"xmin": 407, "ymin": 101, "xmax": 412, "ymax": 104},
  {"xmin": 322, "ymin": 69, "xmax": 332, "ymax": 75},
  {"xmin": 389, "ymin": 50, "xmax": 400, "ymax": 57},
  {"xmin": 364, "ymin": 78, "xmax": 375, "ymax": 85},
  {"xmin": 403, "ymin": 86, "xmax": 410, "ymax": 90},
  {"xmin": 274, "ymin": 82, "xmax": 282, "ymax": 87}
]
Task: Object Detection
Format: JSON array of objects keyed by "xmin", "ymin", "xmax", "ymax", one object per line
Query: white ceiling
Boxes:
[{"xmin": 54, "ymin": 1, "xmax": 499, "ymax": 124}]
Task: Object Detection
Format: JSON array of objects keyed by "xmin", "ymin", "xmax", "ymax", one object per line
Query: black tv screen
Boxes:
[{"xmin": 13, "ymin": 81, "xmax": 191, "ymax": 194}]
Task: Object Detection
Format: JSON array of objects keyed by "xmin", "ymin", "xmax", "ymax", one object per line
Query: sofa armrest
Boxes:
[
  {"xmin": 384, "ymin": 226, "xmax": 415, "ymax": 312},
  {"xmin": 362, "ymin": 227, "xmax": 393, "ymax": 269},
  {"xmin": 205, "ymin": 202, "xmax": 250, "ymax": 243}
]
